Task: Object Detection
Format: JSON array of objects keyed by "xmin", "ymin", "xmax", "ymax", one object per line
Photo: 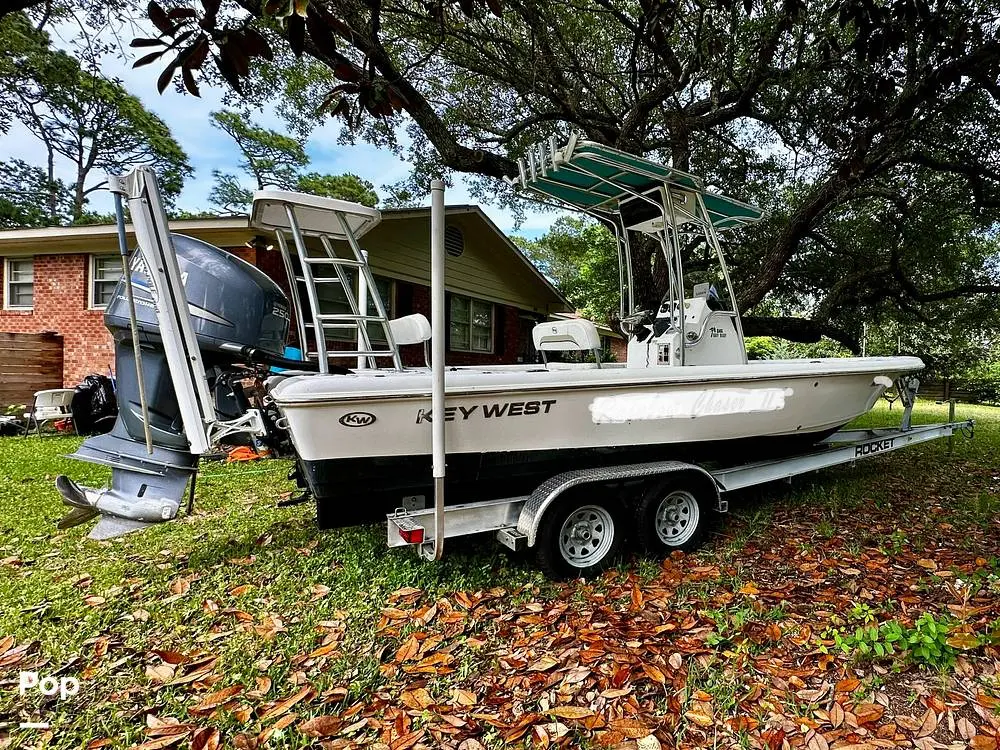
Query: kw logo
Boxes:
[{"xmin": 339, "ymin": 412, "xmax": 376, "ymax": 427}]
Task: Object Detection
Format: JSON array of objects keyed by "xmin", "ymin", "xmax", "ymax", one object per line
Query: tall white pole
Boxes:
[{"xmin": 424, "ymin": 179, "xmax": 447, "ymax": 560}]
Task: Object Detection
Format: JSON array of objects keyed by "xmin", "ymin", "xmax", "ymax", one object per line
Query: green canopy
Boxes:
[{"xmin": 518, "ymin": 139, "xmax": 763, "ymax": 231}]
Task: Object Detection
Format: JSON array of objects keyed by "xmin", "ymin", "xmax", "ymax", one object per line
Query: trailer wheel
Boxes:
[
  {"xmin": 535, "ymin": 494, "xmax": 624, "ymax": 579},
  {"xmin": 635, "ymin": 477, "xmax": 714, "ymax": 555}
]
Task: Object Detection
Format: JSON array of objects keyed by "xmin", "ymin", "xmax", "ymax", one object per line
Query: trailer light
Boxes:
[
  {"xmin": 393, "ymin": 518, "xmax": 425, "ymax": 545},
  {"xmin": 399, "ymin": 526, "xmax": 424, "ymax": 544}
]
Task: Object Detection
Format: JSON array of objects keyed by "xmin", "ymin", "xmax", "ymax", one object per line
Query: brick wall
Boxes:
[
  {"xmin": 608, "ymin": 336, "xmax": 627, "ymax": 363},
  {"xmin": 0, "ymin": 254, "xmax": 114, "ymax": 387}
]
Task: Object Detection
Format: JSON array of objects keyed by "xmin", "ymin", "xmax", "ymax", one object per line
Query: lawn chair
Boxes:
[{"xmin": 23, "ymin": 389, "xmax": 78, "ymax": 437}]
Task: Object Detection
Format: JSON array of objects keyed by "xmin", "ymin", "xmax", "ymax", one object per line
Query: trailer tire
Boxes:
[
  {"xmin": 534, "ymin": 493, "xmax": 625, "ymax": 579},
  {"xmin": 635, "ymin": 476, "xmax": 714, "ymax": 555}
]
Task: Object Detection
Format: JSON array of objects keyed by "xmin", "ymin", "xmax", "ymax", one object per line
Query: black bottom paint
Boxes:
[{"xmin": 308, "ymin": 427, "xmax": 842, "ymax": 528}]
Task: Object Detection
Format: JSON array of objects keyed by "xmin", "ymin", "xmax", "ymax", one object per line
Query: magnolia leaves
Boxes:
[
  {"xmin": 132, "ymin": 0, "xmax": 273, "ymax": 96},
  {"xmin": 131, "ymin": 0, "xmax": 503, "ymax": 126}
]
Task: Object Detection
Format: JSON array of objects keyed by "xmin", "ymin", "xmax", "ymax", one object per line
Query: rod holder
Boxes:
[{"xmin": 422, "ymin": 179, "xmax": 447, "ymax": 561}]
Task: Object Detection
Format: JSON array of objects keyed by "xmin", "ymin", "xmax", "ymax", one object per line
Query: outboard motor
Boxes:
[{"xmin": 56, "ymin": 234, "xmax": 294, "ymax": 538}]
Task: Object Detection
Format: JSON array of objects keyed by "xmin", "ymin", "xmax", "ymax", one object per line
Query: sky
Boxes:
[{"xmin": 0, "ymin": 17, "xmax": 561, "ymax": 239}]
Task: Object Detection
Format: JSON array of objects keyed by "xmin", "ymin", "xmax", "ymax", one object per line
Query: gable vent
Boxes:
[{"xmin": 445, "ymin": 225, "xmax": 464, "ymax": 257}]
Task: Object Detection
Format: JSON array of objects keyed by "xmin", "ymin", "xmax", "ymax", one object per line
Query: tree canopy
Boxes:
[
  {"xmin": 0, "ymin": 10, "xmax": 192, "ymax": 224},
  {"xmin": 209, "ymin": 109, "xmax": 379, "ymax": 211},
  {"xmin": 0, "ymin": 159, "xmax": 73, "ymax": 228},
  {"xmin": 4, "ymin": 0, "xmax": 1000, "ymax": 358}
]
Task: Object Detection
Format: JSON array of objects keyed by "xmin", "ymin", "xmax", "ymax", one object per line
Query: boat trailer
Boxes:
[{"xmin": 388, "ymin": 393, "xmax": 973, "ymax": 577}]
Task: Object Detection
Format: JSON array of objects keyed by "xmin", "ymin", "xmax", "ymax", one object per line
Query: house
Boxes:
[{"xmin": 0, "ymin": 206, "xmax": 573, "ymax": 388}]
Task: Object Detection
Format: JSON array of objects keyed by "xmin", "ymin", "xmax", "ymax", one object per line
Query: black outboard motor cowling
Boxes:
[
  {"xmin": 105, "ymin": 234, "xmax": 290, "ymax": 363},
  {"xmin": 57, "ymin": 234, "xmax": 292, "ymax": 538}
]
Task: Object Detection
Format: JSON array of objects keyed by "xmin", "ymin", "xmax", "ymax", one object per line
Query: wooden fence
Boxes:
[
  {"xmin": 0, "ymin": 332, "xmax": 64, "ymax": 409},
  {"xmin": 917, "ymin": 379, "xmax": 979, "ymax": 404}
]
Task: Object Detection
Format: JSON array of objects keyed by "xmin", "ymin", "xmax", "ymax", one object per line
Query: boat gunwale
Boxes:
[{"xmin": 269, "ymin": 356, "xmax": 924, "ymax": 407}]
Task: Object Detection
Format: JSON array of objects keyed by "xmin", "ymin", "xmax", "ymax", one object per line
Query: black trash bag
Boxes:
[{"xmin": 72, "ymin": 374, "xmax": 118, "ymax": 435}]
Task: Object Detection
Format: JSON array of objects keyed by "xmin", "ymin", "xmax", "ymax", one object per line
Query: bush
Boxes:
[
  {"xmin": 905, "ymin": 613, "xmax": 958, "ymax": 669},
  {"xmin": 821, "ymin": 612, "xmax": 977, "ymax": 669},
  {"xmin": 957, "ymin": 362, "xmax": 1000, "ymax": 405}
]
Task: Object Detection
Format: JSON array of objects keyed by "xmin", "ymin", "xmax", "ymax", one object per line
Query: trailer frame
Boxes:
[{"xmin": 387, "ymin": 410, "xmax": 973, "ymax": 570}]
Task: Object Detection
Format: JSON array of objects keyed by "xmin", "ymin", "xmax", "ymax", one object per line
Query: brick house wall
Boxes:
[
  {"xmin": 0, "ymin": 245, "xmax": 292, "ymax": 389},
  {"xmin": 0, "ymin": 254, "xmax": 115, "ymax": 387},
  {"xmin": 405, "ymin": 283, "xmax": 522, "ymax": 366}
]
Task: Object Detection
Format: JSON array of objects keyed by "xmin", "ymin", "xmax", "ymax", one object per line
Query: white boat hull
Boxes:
[{"xmin": 270, "ymin": 357, "xmax": 923, "ymax": 462}]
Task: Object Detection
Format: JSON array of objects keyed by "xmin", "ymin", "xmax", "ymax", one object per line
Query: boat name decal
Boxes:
[
  {"xmin": 340, "ymin": 411, "xmax": 377, "ymax": 427},
  {"xmin": 590, "ymin": 388, "xmax": 791, "ymax": 424},
  {"xmin": 855, "ymin": 438, "xmax": 894, "ymax": 457},
  {"xmin": 415, "ymin": 399, "xmax": 557, "ymax": 423}
]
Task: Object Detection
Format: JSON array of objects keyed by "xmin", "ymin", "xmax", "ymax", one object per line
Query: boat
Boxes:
[
  {"xmin": 258, "ymin": 135, "xmax": 923, "ymax": 526},
  {"xmin": 55, "ymin": 138, "xmax": 926, "ymax": 552}
]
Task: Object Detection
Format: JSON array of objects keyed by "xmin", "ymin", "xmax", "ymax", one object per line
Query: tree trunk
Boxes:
[
  {"xmin": 46, "ymin": 145, "xmax": 56, "ymax": 223},
  {"xmin": 72, "ymin": 136, "xmax": 86, "ymax": 222}
]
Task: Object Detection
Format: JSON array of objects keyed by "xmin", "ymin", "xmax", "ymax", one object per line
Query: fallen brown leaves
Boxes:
[{"xmin": 9, "ymin": 452, "xmax": 998, "ymax": 750}]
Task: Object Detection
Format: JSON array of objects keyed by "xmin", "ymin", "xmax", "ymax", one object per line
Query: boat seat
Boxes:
[
  {"xmin": 389, "ymin": 314, "xmax": 432, "ymax": 345},
  {"xmin": 533, "ymin": 319, "xmax": 603, "ymax": 368},
  {"xmin": 389, "ymin": 313, "xmax": 432, "ymax": 367}
]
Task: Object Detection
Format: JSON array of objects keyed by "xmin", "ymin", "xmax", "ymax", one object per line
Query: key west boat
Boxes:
[
  {"xmin": 259, "ymin": 135, "xmax": 923, "ymax": 525},
  {"xmin": 55, "ymin": 136, "xmax": 926, "ymax": 545}
]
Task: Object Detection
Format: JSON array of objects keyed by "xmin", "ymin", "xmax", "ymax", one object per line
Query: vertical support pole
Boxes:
[
  {"xmin": 422, "ymin": 179, "xmax": 447, "ymax": 561},
  {"xmin": 111, "ymin": 183, "xmax": 153, "ymax": 454},
  {"xmin": 663, "ymin": 187, "xmax": 685, "ymax": 365},
  {"xmin": 421, "ymin": 180, "xmax": 445, "ymax": 560}
]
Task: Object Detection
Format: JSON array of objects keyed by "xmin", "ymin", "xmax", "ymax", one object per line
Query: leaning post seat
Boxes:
[
  {"xmin": 532, "ymin": 319, "xmax": 603, "ymax": 367},
  {"xmin": 389, "ymin": 314, "xmax": 433, "ymax": 367}
]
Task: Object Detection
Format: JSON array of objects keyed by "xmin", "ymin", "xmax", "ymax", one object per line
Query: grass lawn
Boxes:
[{"xmin": 1, "ymin": 401, "xmax": 998, "ymax": 749}]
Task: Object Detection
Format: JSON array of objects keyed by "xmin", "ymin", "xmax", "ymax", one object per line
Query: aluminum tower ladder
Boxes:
[{"xmin": 250, "ymin": 192, "xmax": 402, "ymax": 372}]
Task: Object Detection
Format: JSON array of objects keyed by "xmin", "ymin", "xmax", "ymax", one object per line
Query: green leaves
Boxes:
[
  {"xmin": 823, "ymin": 611, "xmax": 983, "ymax": 669},
  {"xmin": 515, "ymin": 217, "xmax": 621, "ymax": 328},
  {"xmin": 133, "ymin": 1, "xmax": 274, "ymax": 97},
  {"xmin": 208, "ymin": 111, "xmax": 379, "ymax": 211},
  {"xmin": 0, "ymin": 11, "xmax": 191, "ymax": 224}
]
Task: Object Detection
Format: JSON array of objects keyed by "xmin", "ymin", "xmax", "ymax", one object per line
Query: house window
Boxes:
[
  {"xmin": 450, "ymin": 294, "xmax": 493, "ymax": 353},
  {"xmin": 4, "ymin": 258, "xmax": 34, "ymax": 310},
  {"xmin": 90, "ymin": 255, "xmax": 124, "ymax": 309}
]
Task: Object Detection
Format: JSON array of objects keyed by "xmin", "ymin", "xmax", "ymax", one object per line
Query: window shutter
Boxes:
[{"xmin": 494, "ymin": 305, "xmax": 505, "ymax": 357}]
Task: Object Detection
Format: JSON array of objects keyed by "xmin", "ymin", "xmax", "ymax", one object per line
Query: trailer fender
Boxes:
[{"xmin": 516, "ymin": 460, "xmax": 722, "ymax": 548}]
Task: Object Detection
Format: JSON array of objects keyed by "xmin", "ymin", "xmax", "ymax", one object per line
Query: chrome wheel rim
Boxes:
[
  {"xmin": 654, "ymin": 490, "xmax": 699, "ymax": 546},
  {"xmin": 558, "ymin": 505, "xmax": 615, "ymax": 568}
]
